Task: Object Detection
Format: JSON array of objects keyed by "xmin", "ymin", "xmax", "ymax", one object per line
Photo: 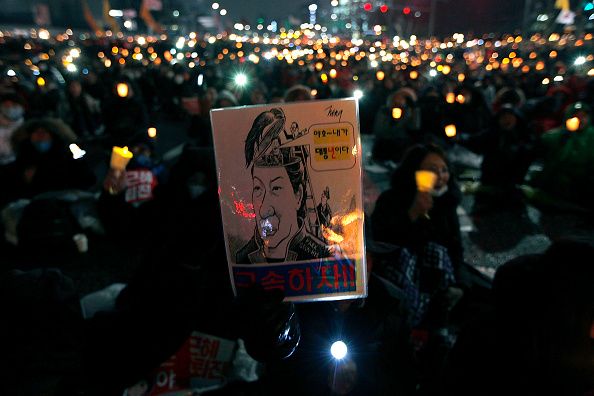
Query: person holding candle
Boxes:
[
  {"xmin": 372, "ymin": 143, "xmax": 463, "ymax": 273},
  {"xmin": 371, "ymin": 89, "xmax": 420, "ymax": 165},
  {"xmin": 371, "ymin": 144, "xmax": 465, "ymax": 324},
  {"xmin": 530, "ymin": 102, "xmax": 594, "ymax": 211},
  {"xmin": 459, "ymin": 105, "xmax": 537, "ymax": 211}
]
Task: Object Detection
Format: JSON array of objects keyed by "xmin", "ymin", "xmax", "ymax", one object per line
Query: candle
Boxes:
[
  {"xmin": 446, "ymin": 92, "xmax": 456, "ymax": 104},
  {"xmin": 148, "ymin": 127, "xmax": 157, "ymax": 138},
  {"xmin": 392, "ymin": 107, "xmax": 403, "ymax": 119},
  {"xmin": 116, "ymin": 82, "xmax": 129, "ymax": 98},
  {"xmin": 110, "ymin": 146, "xmax": 133, "ymax": 171},
  {"xmin": 445, "ymin": 124, "xmax": 457, "ymax": 138},
  {"xmin": 415, "ymin": 170, "xmax": 437, "ymax": 193},
  {"xmin": 566, "ymin": 117, "xmax": 580, "ymax": 132}
]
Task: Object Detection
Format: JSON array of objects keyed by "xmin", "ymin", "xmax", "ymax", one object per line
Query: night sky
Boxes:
[
  {"xmin": 224, "ymin": 0, "xmax": 531, "ymax": 34},
  {"xmin": 0, "ymin": 0, "xmax": 545, "ymax": 35}
]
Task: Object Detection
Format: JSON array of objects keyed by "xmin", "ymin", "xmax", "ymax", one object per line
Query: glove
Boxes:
[{"xmin": 234, "ymin": 285, "xmax": 300, "ymax": 362}]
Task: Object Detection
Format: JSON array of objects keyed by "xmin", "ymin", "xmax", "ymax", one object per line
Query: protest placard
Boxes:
[{"xmin": 210, "ymin": 98, "xmax": 367, "ymax": 302}]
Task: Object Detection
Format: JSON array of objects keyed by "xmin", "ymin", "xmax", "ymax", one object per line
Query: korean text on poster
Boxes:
[{"xmin": 210, "ymin": 98, "xmax": 366, "ymax": 302}]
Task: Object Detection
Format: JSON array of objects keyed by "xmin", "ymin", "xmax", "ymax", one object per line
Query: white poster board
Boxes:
[{"xmin": 210, "ymin": 98, "xmax": 367, "ymax": 302}]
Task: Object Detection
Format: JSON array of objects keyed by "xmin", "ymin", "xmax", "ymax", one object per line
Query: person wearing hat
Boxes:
[
  {"xmin": 317, "ymin": 186, "xmax": 332, "ymax": 229},
  {"xmin": 236, "ymin": 108, "xmax": 330, "ymax": 264}
]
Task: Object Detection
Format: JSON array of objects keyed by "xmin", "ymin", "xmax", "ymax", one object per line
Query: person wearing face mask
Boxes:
[
  {"xmin": 370, "ymin": 144, "xmax": 467, "ymax": 391},
  {"xmin": 372, "ymin": 143, "xmax": 464, "ymax": 275},
  {"xmin": 98, "ymin": 135, "xmax": 166, "ymax": 245},
  {"xmin": 0, "ymin": 93, "xmax": 26, "ymax": 165},
  {"xmin": 0, "ymin": 118, "xmax": 95, "ymax": 207},
  {"xmin": 371, "ymin": 144, "xmax": 465, "ymax": 325}
]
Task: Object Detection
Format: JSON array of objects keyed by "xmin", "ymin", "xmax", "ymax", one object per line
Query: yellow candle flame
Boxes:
[
  {"xmin": 392, "ymin": 107, "xmax": 403, "ymax": 119},
  {"xmin": 566, "ymin": 117, "xmax": 580, "ymax": 132},
  {"xmin": 148, "ymin": 127, "xmax": 157, "ymax": 138},
  {"xmin": 445, "ymin": 124, "xmax": 457, "ymax": 138}
]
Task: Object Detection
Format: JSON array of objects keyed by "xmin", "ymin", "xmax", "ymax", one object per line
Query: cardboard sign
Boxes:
[
  {"xmin": 125, "ymin": 332, "xmax": 237, "ymax": 396},
  {"xmin": 210, "ymin": 98, "xmax": 367, "ymax": 302},
  {"xmin": 125, "ymin": 169, "xmax": 157, "ymax": 204}
]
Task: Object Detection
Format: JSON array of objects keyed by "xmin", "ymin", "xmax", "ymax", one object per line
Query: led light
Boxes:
[
  {"xmin": 353, "ymin": 89, "xmax": 364, "ymax": 100},
  {"xmin": 574, "ymin": 56, "xmax": 587, "ymax": 66},
  {"xmin": 330, "ymin": 341, "xmax": 348, "ymax": 360},
  {"xmin": 69, "ymin": 144, "xmax": 86, "ymax": 159},
  {"xmin": 234, "ymin": 73, "xmax": 248, "ymax": 87}
]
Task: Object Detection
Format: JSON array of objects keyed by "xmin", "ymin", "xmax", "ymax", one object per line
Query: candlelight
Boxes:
[
  {"xmin": 566, "ymin": 117, "xmax": 580, "ymax": 132},
  {"xmin": 445, "ymin": 124, "xmax": 457, "ymax": 138},
  {"xmin": 415, "ymin": 170, "xmax": 437, "ymax": 193},
  {"xmin": 110, "ymin": 146, "xmax": 134, "ymax": 171},
  {"xmin": 392, "ymin": 107, "xmax": 403, "ymax": 119},
  {"xmin": 116, "ymin": 83, "xmax": 129, "ymax": 98}
]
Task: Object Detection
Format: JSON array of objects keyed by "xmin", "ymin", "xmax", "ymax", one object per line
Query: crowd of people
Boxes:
[{"xmin": 0, "ymin": 26, "xmax": 593, "ymax": 395}]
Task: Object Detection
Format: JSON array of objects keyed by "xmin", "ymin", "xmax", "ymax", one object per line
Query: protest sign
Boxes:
[{"xmin": 210, "ymin": 98, "xmax": 367, "ymax": 302}]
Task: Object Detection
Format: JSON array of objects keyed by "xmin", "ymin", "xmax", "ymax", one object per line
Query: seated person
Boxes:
[{"xmin": 530, "ymin": 102, "xmax": 594, "ymax": 211}]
